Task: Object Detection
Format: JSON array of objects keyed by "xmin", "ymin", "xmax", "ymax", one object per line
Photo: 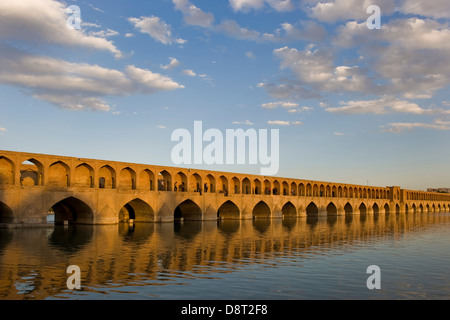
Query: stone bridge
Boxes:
[{"xmin": 0, "ymin": 150, "xmax": 449, "ymax": 226}]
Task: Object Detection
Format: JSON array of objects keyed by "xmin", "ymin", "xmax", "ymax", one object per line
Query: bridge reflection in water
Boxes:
[{"xmin": 0, "ymin": 212, "xmax": 449, "ymax": 299}]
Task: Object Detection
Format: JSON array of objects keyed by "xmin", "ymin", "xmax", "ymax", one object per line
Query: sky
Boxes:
[{"xmin": 0, "ymin": 0, "xmax": 450, "ymax": 191}]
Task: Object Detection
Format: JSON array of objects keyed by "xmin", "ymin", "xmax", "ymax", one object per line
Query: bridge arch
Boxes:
[
  {"xmin": 20, "ymin": 159, "xmax": 44, "ymax": 186},
  {"xmin": 219, "ymin": 175, "xmax": 228, "ymax": 195},
  {"xmin": 344, "ymin": 202, "xmax": 353, "ymax": 215},
  {"xmin": 50, "ymin": 197, "xmax": 94, "ymax": 225},
  {"xmin": 231, "ymin": 176, "xmax": 240, "ymax": 194},
  {"xmin": 119, "ymin": 198, "xmax": 154, "ymax": 222},
  {"xmin": 359, "ymin": 203, "xmax": 367, "ymax": 215},
  {"xmin": 282, "ymin": 181, "xmax": 289, "ymax": 196},
  {"xmin": 290, "ymin": 182, "xmax": 297, "ymax": 196},
  {"xmin": 0, "ymin": 201, "xmax": 14, "ymax": 223},
  {"xmin": 139, "ymin": 169, "xmax": 155, "ymax": 191},
  {"xmin": 174, "ymin": 199, "xmax": 202, "ymax": 221},
  {"xmin": 372, "ymin": 203, "xmax": 379, "ymax": 214},
  {"xmin": 174, "ymin": 171, "xmax": 187, "ymax": 192},
  {"xmin": 0, "ymin": 156, "xmax": 14, "ymax": 185},
  {"xmin": 48, "ymin": 161, "xmax": 70, "ymax": 187},
  {"xmin": 264, "ymin": 179, "xmax": 271, "ymax": 195},
  {"xmin": 306, "ymin": 202, "xmax": 318, "ymax": 216},
  {"xmin": 253, "ymin": 201, "xmax": 271, "ymax": 219},
  {"xmin": 190, "ymin": 172, "xmax": 202, "ymax": 193},
  {"xmin": 99, "ymin": 165, "xmax": 116, "ymax": 189},
  {"xmin": 157, "ymin": 170, "xmax": 171, "ymax": 191},
  {"xmin": 282, "ymin": 201, "xmax": 296, "ymax": 217},
  {"xmin": 205, "ymin": 174, "xmax": 215, "ymax": 193},
  {"xmin": 74, "ymin": 163, "xmax": 94, "ymax": 188},
  {"xmin": 273, "ymin": 180, "xmax": 280, "ymax": 195},
  {"xmin": 119, "ymin": 167, "xmax": 136, "ymax": 190},
  {"xmin": 253, "ymin": 178, "xmax": 262, "ymax": 195},
  {"xmin": 218, "ymin": 200, "xmax": 240, "ymax": 220},
  {"xmin": 326, "ymin": 202, "xmax": 337, "ymax": 215},
  {"xmin": 242, "ymin": 178, "xmax": 251, "ymax": 194},
  {"xmin": 384, "ymin": 203, "xmax": 390, "ymax": 214}
]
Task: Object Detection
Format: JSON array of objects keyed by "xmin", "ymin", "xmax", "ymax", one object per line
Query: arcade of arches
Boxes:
[{"xmin": 1, "ymin": 150, "xmax": 449, "ymax": 226}]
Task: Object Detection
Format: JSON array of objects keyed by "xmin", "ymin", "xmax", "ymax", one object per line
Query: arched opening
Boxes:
[
  {"xmin": 158, "ymin": 170, "xmax": 171, "ymax": 191},
  {"xmin": 0, "ymin": 156, "xmax": 14, "ymax": 185},
  {"xmin": 205, "ymin": 174, "xmax": 215, "ymax": 193},
  {"xmin": 426, "ymin": 204, "xmax": 430, "ymax": 213},
  {"xmin": 264, "ymin": 179, "xmax": 271, "ymax": 195},
  {"xmin": 173, "ymin": 172, "xmax": 187, "ymax": 192},
  {"xmin": 73, "ymin": 163, "xmax": 94, "ymax": 188},
  {"xmin": 119, "ymin": 167, "xmax": 136, "ymax": 190},
  {"xmin": 384, "ymin": 203, "xmax": 390, "ymax": 214},
  {"xmin": 99, "ymin": 165, "xmax": 116, "ymax": 189},
  {"xmin": 412, "ymin": 204, "xmax": 417, "ymax": 214},
  {"xmin": 219, "ymin": 175, "xmax": 228, "ymax": 195},
  {"xmin": 299, "ymin": 183, "xmax": 305, "ymax": 196},
  {"xmin": 282, "ymin": 202, "xmax": 296, "ymax": 218},
  {"xmin": 313, "ymin": 184, "xmax": 319, "ymax": 197},
  {"xmin": 20, "ymin": 159, "xmax": 44, "ymax": 186},
  {"xmin": 273, "ymin": 180, "xmax": 280, "ymax": 195},
  {"xmin": 51, "ymin": 197, "xmax": 93, "ymax": 225},
  {"xmin": 344, "ymin": 202, "xmax": 353, "ymax": 215},
  {"xmin": 253, "ymin": 179, "xmax": 262, "ymax": 195},
  {"xmin": 326, "ymin": 202, "xmax": 337, "ymax": 216},
  {"xmin": 306, "ymin": 202, "xmax": 318, "ymax": 216},
  {"xmin": 232, "ymin": 177, "xmax": 240, "ymax": 194},
  {"xmin": 0, "ymin": 201, "xmax": 14, "ymax": 223},
  {"xmin": 373, "ymin": 203, "xmax": 379, "ymax": 215},
  {"xmin": 319, "ymin": 184, "xmax": 325, "ymax": 197},
  {"xmin": 419, "ymin": 204, "xmax": 424, "ymax": 213},
  {"xmin": 306, "ymin": 183, "xmax": 312, "ymax": 196},
  {"xmin": 119, "ymin": 199, "xmax": 154, "ymax": 222},
  {"xmin": 139, "ymin": 169, "xmax": 155, "ymax": 191},
  {"xmin": 282, "ymin": 181, "xmax": 289, "ymax": 196},
  {"xmin": 190, "ymin": 173, "xmax": 202, "ymax": 193},
  {"xmin": 290, "ymin": 182, "xmax": 297, "ymax": 196},
  {"xmin": 252, "ymin": 201, "xmax": 271, "ymax": 219},
  {"xmin": 242, "ymin": 178, "xmax": 251, "ymax": 195},
  {"xmin": 218, "ymin": 200, "xmax": 240, "ymax": 220},
  {"xmin": 396, "ymin": 203, "xmax": 400, "ymax": 214},
  {"xmin": 48, "ymin": 161, "xmax": 70, "ymax": 187},
  {"xmin": 174, "ymin": 200, "xmax": 202, "ymax": 221},
  {"xmin": 359, "ymin": 203, "xmax": 367, "ymax": 215}
]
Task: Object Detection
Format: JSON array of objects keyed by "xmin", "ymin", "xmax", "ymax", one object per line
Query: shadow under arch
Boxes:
[
  {"xmin": 0, "ymin": 201, "xmax": 14, "ymax": 223},
  {"xmin": 119, "ymin": 222, "xmax": 155, "ymax": 244},
  {"xmin": 306, "ymin": 202, "xmax": 318, "ymax": 216},
  {"xmin": 174, "ymin": 199, "xmax": 202, "ymax": 221},
  {"xmin": 252, "ymin": 201, "xmax": 271, "ymax": 219},
  {"xmin": 282, "ymin": 201, "xmax": 296, "ymax": 218},
  {"xmin": 119, "ymin": 198, "xmax": 154, "ymax": 222},
  {"xmin": 51, "ymin": 197, "xmax": 94, "ymax": 225},
  {"xmin": 218, "ymin": 200, "xmax": 240, "ymax": 220}
]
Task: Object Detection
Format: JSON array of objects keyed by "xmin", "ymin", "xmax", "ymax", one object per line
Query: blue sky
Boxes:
[{"xmin": 0, "ymin": 0, "xmax": 450, "ymax": 190}]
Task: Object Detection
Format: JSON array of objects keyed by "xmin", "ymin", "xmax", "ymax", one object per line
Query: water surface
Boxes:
[{"xmin": 0, "ymin": 212, "xmax": 449, "ymax": 300}]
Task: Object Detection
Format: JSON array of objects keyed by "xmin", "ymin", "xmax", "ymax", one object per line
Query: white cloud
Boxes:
[
  {"xmin": 129, "ymin": 16, "xmax": 186, "ymax": 45},
  {"xmin": 157, "ymin": 125, "xmax": 167, "ymax": 129},
  {"xmin": 125, "ymin": 33, "xmax": 135, "ymax": 38},
  {"xmin": 399, "ymin": 0, "xmax": 450, "ymax": 19},
  {"xmin": 325, "ymin": 97, "xmax": 432, "ymax": 115},
  {"xmin": 229, "ymin": 0, "xmax": 294, "ymax": 12},
  {"xmin": 232, "ymin": 120, "xmax": 255, "ymax": 125},
  {"xmin": 172, "ymin": 0, "xmax": 214, "ymax": 27},
  {"xmin": 182, "ymin": 69, "xmax": 197, "ymax": 77},
  {"xmin": 267, "ymin": 120, "xmax": 302, "ymax": 126},
  {"xmin": 161, "ymin": 57, "xmax": 181, "ymax": 70},
  {"xmin": 308, "ymin": 0, "xmax": 395, "ymax": 23},
  {"xmin": 0, "ymin": 127, "xmax": 6, "ymax": 132},
  {"xmin": 245, "ymin": 51, "xmax": 256, "ymax": 59},
  {"xmin": 0, "ymin": 0, "xmax": 122, "ymax": 58},
  {"xmin": 261, "ymin": 101, "xmax": 299, "ymax": 109},
  {"xmin": 383, "ymin": 119, "xmax": 450, "ymax": 133},
  {"xmin": 0, "ymin": 45, "xmax": 184, "ymax": 111},
  {"xmin": 288, "ymin": 106, "xmax": 313, "ymax": 113}
]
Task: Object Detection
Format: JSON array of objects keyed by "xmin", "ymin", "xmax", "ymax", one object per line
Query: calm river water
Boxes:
[{"xmin": 0, "ymin": 212, "xmax": 449, "ymax": 300}]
